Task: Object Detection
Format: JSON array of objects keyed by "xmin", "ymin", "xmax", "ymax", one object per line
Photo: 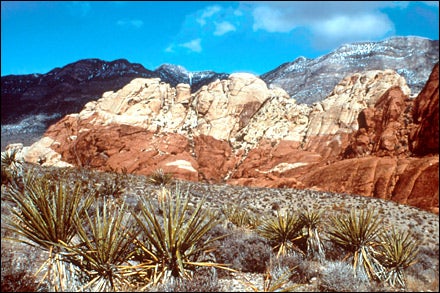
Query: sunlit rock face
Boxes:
[{"xmin": 12, "ymin": 63, "xmax": 439, "ymax": 214}]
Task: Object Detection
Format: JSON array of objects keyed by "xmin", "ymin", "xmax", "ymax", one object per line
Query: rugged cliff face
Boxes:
[
  {"xmin": 261, "ymin": 36, "xmax": 439, "ymax": 104},
  {"xmin": 15, "ymin": 63, "xmax": 438, "ymax": 214}
]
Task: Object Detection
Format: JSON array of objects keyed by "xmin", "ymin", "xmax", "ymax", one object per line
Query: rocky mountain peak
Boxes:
[{"xmin": 261, "ymin": 36, "xmax": 439, "ymax": 104}]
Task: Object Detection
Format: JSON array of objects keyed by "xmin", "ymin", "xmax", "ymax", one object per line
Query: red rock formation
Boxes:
[
  {"xmin": 409, "ymin": 63, "xmax": 439, "ymax": 156},
  {"xmin": 19, "ymin": 67, "xmax": 439, "ymax": 214},
  {"xmin": 342, "ymin": 86, "xmax": 413, "ymax": 158}
]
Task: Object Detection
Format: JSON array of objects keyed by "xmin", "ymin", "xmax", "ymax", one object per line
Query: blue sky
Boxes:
[{"xmin": 1, "ymin": 1, "xmax": 439, "ymax": 76}]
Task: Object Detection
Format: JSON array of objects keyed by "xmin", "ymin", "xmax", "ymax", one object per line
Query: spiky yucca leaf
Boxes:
[
  {"xmin": 3, "ymin": 169, "xmax": 94, "ymax": 250},
  {"xmin": 257, "ymin": 211, "xmax": 304, "ymax": 257},
  {"xmin": 2, "ymin": 169, "xmax": 94, "ymax": 291},
  {"xmin": 132, "ymin": 186, "xmax": 234, "ymax": 284},
  {"xmin": 300, "ymin": 209, "xmax": 325, "ymax": 260},
  {"xmin": 59, "ymin": 199, "xmax": 140, "ymax": 292},
  {"xmin": 328, "ymin": 208, "xmax": 384, "ymax": 280},
  {"xmin": 376, "ymin": 227, "xmax": 420, "ymax": 288}
]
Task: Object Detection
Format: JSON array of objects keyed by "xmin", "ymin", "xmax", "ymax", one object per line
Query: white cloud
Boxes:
[
  {"xmin": 246, "ymin": 1, "xmax": 402, "ymax": 49},
  {"xmin": 214, "ymin": 21, "xmax": 236, "ymax": 36},
  {"xmin": 117, "ymin": 19, "xmax": 144, "ymax": 28},
  {"xmin": 252, "ymin": 5, "xmax": 297, "ymax": 32},
  {"xmin": 197, "ymin": 5, "xmax": 221, "ymax": 26},
  {"xmin": 314, "ymin": 13, "xmax": 393, "ymax": 40},
  {"xmin": 179, "ymin": 38, "xmax": 202, "ymax": 53}
]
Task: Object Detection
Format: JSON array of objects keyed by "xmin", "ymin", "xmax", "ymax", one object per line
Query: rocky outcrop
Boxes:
[
  {"xmin": 15, "ymin": 65, "xmax": 439, "ymax": 214},
  {"xmin": 409, "ymin": 63, "xmax": 439, "ymax": 156}
]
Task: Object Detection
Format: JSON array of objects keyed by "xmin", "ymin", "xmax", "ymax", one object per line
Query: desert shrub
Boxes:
[
  {"xmin": 299, "ymin": 209, "xmax": 325, "ymax": 260},
  {"xmin": 214, "ymin": 231, "xmax": 271, "ymax": 274},
  {"xmin": 221, "ymin": 204, "xmax": 260, "ymax": 229},
  {"xmin": 2, "ymin": 169, "xmax": 95, "ymax": 291},
  {"xmin": 272, "ymin": 253, "xmax": 321, "ymax": 284},
  {"xmin": 59, "ymin": 199, "xmax": 140, "ymax": 292},
  {"xmin": 318, "ymin": 260, "xmax": 371, "ymax": 292},
  {"xmin": 1, "ymin": 148, "xmax": 23, "ymax": 186},
  {"xmin": 147, "ymin": 168, "xmax": 174, "ymax": 186},
  {"xmin": 375, "ymin": 227, "xmax": 420, "ymax": 288},
  {"xmin": 96, "ymin": 172, "xmax": 126, "ymax": 199},
  {"xmin": 257, "ymin": 211, "xmax": 305, "ymax": 256},
  {"xmin": 327, "ymin": 208, "xmax": 384, "ymax": 281},
  {"xmin": 130, "ymin": 186, "xmax": 233, "ymax": 285}
]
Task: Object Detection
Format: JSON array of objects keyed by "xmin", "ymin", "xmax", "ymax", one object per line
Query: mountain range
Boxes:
[{"xmin": 1, "ymin": 36, "xmax": 438, "ymax": 143}]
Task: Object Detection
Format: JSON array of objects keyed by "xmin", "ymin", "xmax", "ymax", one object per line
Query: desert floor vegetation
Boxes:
[{"xmin": 1, "ymin": 162, "xmax": 438, "ymax": 292}]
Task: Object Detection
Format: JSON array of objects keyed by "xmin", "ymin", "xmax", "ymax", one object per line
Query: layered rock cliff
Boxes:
[{"xmin": 15, "ymin": 63, "xmax": 439, "ymax": 214}]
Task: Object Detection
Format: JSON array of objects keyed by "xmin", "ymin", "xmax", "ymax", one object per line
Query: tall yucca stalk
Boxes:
[
  {"xmin": 3, "ymin": 169, "xmax": 94, "ymax": 291},
  {"xmin": 328, "ymin": 208, "xmax": 384, "ymax": 280},
  {"xmin": 257, "ymin": 211, "xmax": 304, "ymax": 257},
  {"xmin": 131, "ymin": 186, "xmax": 233, "ymax": 285},
  {"xmin": 300, "ymin": 209, "xmax": 325, "ymax": 260},
  {"xmin": 375, "ymin": 227, "xmax": 420, "ymax": 288},
  {"xmin": 59, "ymin": 199, "xmax": 140, "ymax": 292}
]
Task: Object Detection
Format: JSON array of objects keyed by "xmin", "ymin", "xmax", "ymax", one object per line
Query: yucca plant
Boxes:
[
  {"xmin": 130, "ymin": 186, "xmax": 234, "ymax": 285},
  {"xmin": 257, "ymin": 211, "xmax": 305, "ymax": 257},
  {"xmin": 327, "ymin": 208, "xmax": 384, "ymax": 281},
  {"xmin": 59, "ymin": 199, "xmax": 140, "ymax": 292},
  {"xmin": 147, "ymin": 168, "xmax": 174, "ymax": 186},
  {"xmin": 375, "ymin": 227, "xmax": 420, "ymax": 288},
  {"xmin": 300, "ymin": 209, "xmax": 325, "ymax": 260},
  {"xmin": 1, "ymin": 148, "xmax": 23, "ymax": 185},
  {"xmin": 2, "ymin": 169, "xmax": 94, "ymax": 291},
  {"xmin": 221, "ymin": 204, "xmax": 260, "ymax": 229}
]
